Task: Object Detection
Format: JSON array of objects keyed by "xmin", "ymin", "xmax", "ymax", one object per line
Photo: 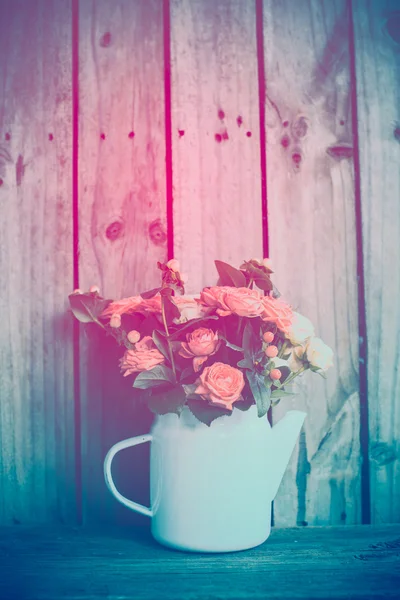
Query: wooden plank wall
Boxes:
[
  {"xmin": 263, "ymin": 0, "xmax": 362, "ymax": 527},
  {"xmin": 170, "ymin": 0, "xmax": 263, "ymax": 291},
  {"xmin": 352, "ymin": 0, "xmax": 400, "ymax": 524},
  {"xmin": 78, "ymin": 0, "xmax": 167, "ymax": 525},
  {"xmin": 0, "ymin": 0, "xmax": 399, "ymax": 527},
  {"xmin": 0, "ymin": 0, "xmax": 76, "ymax": 524}
]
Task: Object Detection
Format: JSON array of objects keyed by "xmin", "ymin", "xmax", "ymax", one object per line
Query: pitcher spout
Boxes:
[{"xmin": 269, "ymin": 410, "xmax": 307, "ymax": 500}]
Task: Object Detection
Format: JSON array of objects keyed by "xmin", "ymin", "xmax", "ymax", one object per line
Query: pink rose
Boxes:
[
  {"xmin": 179, "ymin": 327, "xmax": 221, "ymax": 372},
  {"xmin": 261, "ymin": 295, "xmax": 293, "ymax": 334},
  {"xmin": 119, "ymin": 336, "xmax": 164, "ymax": 375},
  {"xmin": 194, "ymin": 362, "xmax": 245, "ymax": 410},
  {"xmin": 101, "ymin": 295, "xmax": 143, "ymax": 319},
  {"xmin": 199, "ymin": 286, "xmax": 263, "ymax": 318},
  {"xmin": 139, "ymin": 295, "xmax": 162, "ymax": 313},
  {"xmin": 199, "ymin": 286, "xmax": 232, "ymax": 309}
]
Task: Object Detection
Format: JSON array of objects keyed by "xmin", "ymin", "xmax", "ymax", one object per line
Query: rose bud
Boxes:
[
  {"xmin": 166, "ymin": 258, "xmax": 180, "ymax": 272},
  {"xmin": 72, "ymin": 288, "xmax": 83, "ymax": 295},
  {"xmin": 263, "ymin": 258, "xmax": 272, "ymax": 270},
  {"xmin": 90, "ymin": 285, "xmax": 100, "ymax": 293}
]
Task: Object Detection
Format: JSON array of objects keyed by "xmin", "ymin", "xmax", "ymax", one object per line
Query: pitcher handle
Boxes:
[{"xmin": 104, "ymin": 434, "xmax": 153, "ymax": 518}]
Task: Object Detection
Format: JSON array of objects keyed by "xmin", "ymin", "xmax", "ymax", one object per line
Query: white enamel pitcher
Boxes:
[{"xmin": 104, "ymin": 405, "xmax": 306, "ymax": 553}]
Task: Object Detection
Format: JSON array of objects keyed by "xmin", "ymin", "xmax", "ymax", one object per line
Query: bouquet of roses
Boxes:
[{"xmin": 69, "ymin": 259, "xmax": 333, "ymax": 426}]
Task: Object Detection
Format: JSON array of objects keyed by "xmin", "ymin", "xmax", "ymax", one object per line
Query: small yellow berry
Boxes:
[
  {"xmin": 127, "ymin": 330, "xmax": 140, "ymax": 344},
  {"xmin": 110, "ymin": 314, "xmax": 121, "ymax": 328}
]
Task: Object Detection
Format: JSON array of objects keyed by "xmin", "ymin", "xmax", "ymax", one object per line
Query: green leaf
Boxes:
[
  {"xmin": 219, "ymin": 333, "xmax": 243, "ymax": 352},
  {"xmin": 237, "ymin": 358, "xmax": 253, "ymax": 370},
  {"xmin": 254, "ymin": 276, "xmax": 273, "ymax": 292},
  {"xmin": 152, "ymin": 330, "xmax": 171, "ymax": 361},
  {"xmin": 163, "ymin": 295, "xmax": 181, "ymax": 326},
  {"xmin": 246, "ymin": 370, "xmax": 271, "ymax": 418},
  {"xmin": 186, "ymin": 397, "xmax": 232, "ymax": 427},
  {"xmin": 133, "ymin": 365, "xmax": 176, "ymax": 389},
  {"xmin": 242, "ymin": 321, "xmax": 260, "ymax": 359},
  {"xmin": 69, "ymin": 293, "xmax": 112, "ymax": 325},
  {"xmin": 180, "ymin": 367, "xmax": 195, "ymax": 382},
  {"xmin": 309, "ymin": 366, "xmax": 327, "ymax": 379},
  {"xmin": 272, "ymin": 285, "xmax": 281, "ymax": 299},
  {"xmin": 270, "ymin": 390, "xmax": 297, "ymax": 399},
  {"xmin": 214, "ymin": 260, "xmax": 247, "ymax": 288},
  {"xmin": 234, "ymin": 394, "xmax": 255, "ymax": 412},
  {"xmin": 140, "ymin": 287, "xmax": 162, "ymax": 300},
  {"xmin": 147, "ymin": 384, "xmax": 186, "ymax": 415}
]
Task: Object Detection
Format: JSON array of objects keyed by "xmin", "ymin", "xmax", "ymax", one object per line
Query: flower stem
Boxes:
[
  {"xmin": 161, "ymin": 297, "xmax": 177, "ymax": 380},
  {"xmin": 284, "ymin": 365, "xmax": 306, "ymax": 386},
  {"xmin": 278, "ymin": 340, "xmax": 288, "ymax": 358}
]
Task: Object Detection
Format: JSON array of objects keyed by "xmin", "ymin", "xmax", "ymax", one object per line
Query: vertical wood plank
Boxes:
[
  {"xmin": 352, "ymin": 0, "xmax": 400, "ymax": 523},
  {"xmin": 170, "ymin": 0, "xmax": 264, "ymax": 293},
  {"xmin": 262, "ymin": 0, "xmax": 362, "ymax": 526},
  {"xmin": 78, "ymin": 0, "xmax": 167, "ymax": 525},
  {"xmin": 0, "ymin": 0, "xmax": 75, "ymax": 524}
]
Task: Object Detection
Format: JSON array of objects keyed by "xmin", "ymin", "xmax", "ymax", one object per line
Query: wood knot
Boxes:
[
  {"xmin": 281, "ymin": 134, "xmax": 290, "ymax": 148},
  {"xmin": 149, "ymin": 220, "xmax": 167, "ymax": 246},
  {"xmin": 385, "ymin": 12, "xmax": 400, "ymax": 44},
  {"xmin": 292, "ymin": 150, "xmax": 302, "ymax": 165},
  {"xmin": 218, "ymin": 109, "xmax": 225, "ymax": 120},
  {"xmin": 100, "ymin": 32, "xmax": 111, "ymax": 47},
  {"xmin": 105, "ymin": 221, "xmax": 124, "ymax": 241},
  {"xmin": 370, "ymin": 442, "xmax": 397, "ymax": 467},
  {"xmin": 326, "ymin": 143, "xmax": 353, "ymax": 160},
  {"xmin": 292, "ymin": 116, "xmax": 308, "ymax": 138}
]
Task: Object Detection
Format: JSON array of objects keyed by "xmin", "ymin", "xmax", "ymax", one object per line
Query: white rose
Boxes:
[
  {"xmin": 287, "ymin": 345, "xmax": 306, "ymax": 372},
  {"xmin": 286, "ymin": 312, "xmax": 315, "ymax": 345},
  {"xmin": 306, "ymin": 337, "xmax": 334, "ymax": 371},
  {"xmin": 173, "ymin": 294, "xmax": 204, "ymax": 324},
  {"xmin": 166, "ymin": 258, "xmax": 180, "ymax": 272}
]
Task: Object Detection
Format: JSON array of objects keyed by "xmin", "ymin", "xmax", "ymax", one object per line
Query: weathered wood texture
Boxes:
[
  {"xmin": 352, "ymin": 0, "xmax": 400, "ymax": 524},
  {"xmin": 1, "ymin": 525, "xmax": 399, "ymax": 599},
  {"xmin": 78, "ymin": 0, "xmax": 167, "ymax": 525},
  {"xmin": 263, "ymin": 0, "xmax": 361, "ymax": 527},
  {"xmin": 0, "ymin": 0, "xmax": 76, "ymax": 524},
  {"xmin": 170, "ymin": 0, "xmax": 264, "ymax": 293},
  {"xmin": 0, "ymin": 0, "xmax": 399, "ymax": 529}
]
